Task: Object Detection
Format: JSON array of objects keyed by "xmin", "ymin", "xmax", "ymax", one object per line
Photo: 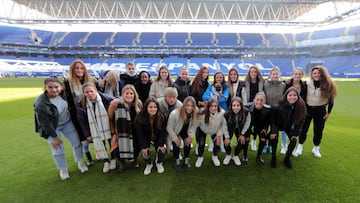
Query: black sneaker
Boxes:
[
  {"xmin": 86, "ymin": 160, "xmax": 95, "ymax": 167},
  {"xmin": 256, "ymin": 156, "xmax": 265, "ymax": 165},
  {"xmin": 241, "ymin": 156, "xmax": 248, "ymax": 165},
  {"xmin": 175, "ymin": 164, "xmax": 182, "ymax": 172},
  {"xmin": 183, "ymin": 163, "xmax": 191, "ymax": 171},
  {"xmin": 270, "ymin": 157, "xmax": 277, "ymax": 168},
  {"xmin": 284, "ymin": 158, "xmax": 292, "ymax": 169}
]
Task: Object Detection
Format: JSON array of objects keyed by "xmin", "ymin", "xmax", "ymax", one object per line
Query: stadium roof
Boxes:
[{"xmin": 1, "ymin": 0, "xmax": 360, "ymax": 26}]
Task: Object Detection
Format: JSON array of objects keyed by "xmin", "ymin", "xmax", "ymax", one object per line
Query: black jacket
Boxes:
[
  {"xmin": 245, "ymin": 102, "xmax": 272, "ymax": 135},
  {"xmin": 134, "ymin": 81, "xmax": 152, "ymax": 104},
  {"xmin": 135, "ymin": 116, "xmax": 167, "ymax": 148},
  {"xmin": 224, "ymin": 108, "xmax": 249, "ymax": 136},
  {"xmin": 270, "ymin": 103, "xmax": 304, "ymax": 137},
  {"xmin": 76, "ymin": 92, "xmax": 114, "ymax": 138},
  {"xmin": 173, "ymin": 77, "xmax": 191, "ymax": 102},
  {"xmin": 34, "ymin": 92, "xmax": 67, "ymax": 139},
  {"xmin": 190, "ymin": 80, "xmax": 210, "ymax": 106},
  {"xmin": 285, "ymin": 79, "xmax": 307, "ymax": 102}
]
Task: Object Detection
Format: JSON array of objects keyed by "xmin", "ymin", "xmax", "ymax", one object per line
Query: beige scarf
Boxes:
[{"xmin": 86, "ymin": 94, "xmax": 111, "ymax": 160}]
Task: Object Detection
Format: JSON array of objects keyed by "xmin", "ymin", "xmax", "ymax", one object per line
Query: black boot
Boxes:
[
  {"xmin": 270, "ymin": 156, "xmax": 277, "ymax": 168},
  {"xmin": 85, "ymin": 152, "xmax": 94, "ymax": 167},
  {"xmin": 284, "ymin": 156, "xmax": 292, "ymax": 169}
]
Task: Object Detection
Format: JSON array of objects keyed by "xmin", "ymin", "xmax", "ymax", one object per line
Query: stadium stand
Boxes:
[{"xmin": 0, "ymin": 24, "xmax": 359, "ymax": 78}]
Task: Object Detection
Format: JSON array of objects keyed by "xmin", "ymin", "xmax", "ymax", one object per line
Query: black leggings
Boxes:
[{"xmin": 197, "ymin": 128, "xmax": 220, "ymax": 157}]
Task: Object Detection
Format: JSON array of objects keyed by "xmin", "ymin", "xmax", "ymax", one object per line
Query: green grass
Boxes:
[{"xmin": 1, "ymin": 78, "xmax": 360, "ymax": 202}]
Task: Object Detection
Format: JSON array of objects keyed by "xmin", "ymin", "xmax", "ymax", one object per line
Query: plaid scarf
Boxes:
[{"xmin": 87, "ymin": 94, "xmax": 111, "ymax": 160}]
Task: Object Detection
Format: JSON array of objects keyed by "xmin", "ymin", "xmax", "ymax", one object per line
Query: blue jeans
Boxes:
[
  {"xmin": 47, "ymin": 120, "xmax": 83, "ymax": 171},
  {"xmin": 280, "ymin": 131, "xmax": 288, "ymax": 147}
]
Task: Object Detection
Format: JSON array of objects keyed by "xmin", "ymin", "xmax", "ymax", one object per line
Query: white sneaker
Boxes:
[
  {"xmin": 296, "ymin": 144, "xmax": 303, "ymax": 156},
  {"xmin": 78, "ymin": 161, "xmax": 88, "ymax": 173},
  {"xmin": 312, "ymin": 146, "xmax": 322, "ymax": 158},
  {"xmin": 212, "ymin": 155, "xmax": 220, "ymax": 167},
  {"xmin": 223, "ymin": 155, "xmax": 232, "ymax": 165},
  {"xmin": 280, "ymin": 144, "xmax": 287, "ymax": 155},
  {"xmin": 292, "ymin": 149, "xmax": 298, "ymax": 157},
  {"xmin": 251, "ymin": 140, "xmax": 257, "ymax": 151},
  {"xmin": 60, "ymin": 169, "xmax": 70, "ymax": 180},
  {"xmin": 156, "ymin": 162, "xmax": 164, "ymax": 173},
  {"xmin": 195, "ymin": 157, "xmax": 204, "ymax": 168},
  {"xmin": 144, "ymin": 164, "xmax": 153, "ymax": 175},
  {"xmin": 109, "ymin": 159, "xmax": 116, "ymax": 170},
  {"xmin": 232, "ymin": 156, "xmax": 241, "ymax": 166},
  {"xmin": 103, "ymin": 162, "xmax": 110, "ymax": 173}
]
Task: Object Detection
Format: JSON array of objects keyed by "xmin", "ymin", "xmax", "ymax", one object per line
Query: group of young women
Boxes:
[{"xmin": 34, "ymin": 59, "xmax": 337, "ymax": 180}]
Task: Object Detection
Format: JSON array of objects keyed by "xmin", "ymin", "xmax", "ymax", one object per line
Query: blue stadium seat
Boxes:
[
  {"xmin": 190, "ymin": 33, "xmax": 214, "ymax": 46},
  {"xmin": 57, "ymin": 32, "xmax": 87, "ymax": 46},
  {"xmin": 239, "ymin": 33, "xmax": 264, "ymax": 47},
  {"xmin": 111, "ymin": 32, "xmax": 138, "ymax": 46},
  {"xmin": 164, "ymin": 33, "xmax": 188, "ymax": 46},
  {"xmin": 83, "ymin": 32, "xmax": 113, "ymax": 46},
  {"xmin": 215, "ymin": 33, "xmax": 239, "ymax": 46},
  {"xmin": 312, "ymin": 27, "xmax": 345, "ymax": 40},
  {"xmin": 138, "ymin": 32, "xmax": 163, "ymax": 46}
]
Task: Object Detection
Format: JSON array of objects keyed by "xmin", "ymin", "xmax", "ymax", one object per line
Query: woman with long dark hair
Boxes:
[
  {"xmin": 134, "ymin": 98, "xmax": 168, "ymax": 175},
  {"xmin": 270, "ymin": 87, "xmax": 307, "ymax": 168}
]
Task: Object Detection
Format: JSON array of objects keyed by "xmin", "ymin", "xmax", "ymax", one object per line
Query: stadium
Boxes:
[
  {"xmin": 1, "ymin": 0, "xmax": 360, "ymax": 202},
  {"xmin": 1, "ymin": 0, "xmax": 359, "ymax": 78}
]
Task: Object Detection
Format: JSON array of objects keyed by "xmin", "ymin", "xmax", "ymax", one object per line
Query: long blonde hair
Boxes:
[
  {"xmin": 178, "ymin": 96, "xmax": 198, "ymax": 123},
  {"xmin": 121, "ymin": 84, "xmax": 143, "ymax": 113}
]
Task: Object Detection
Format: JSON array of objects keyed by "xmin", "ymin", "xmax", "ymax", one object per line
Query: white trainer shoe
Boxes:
[
  {"xmin": 103, "ymin": 162, "xmax": 110, "ymax": 173},
  {"xmin": 156, "ymin": 162, "xmax": 165, "ymax": 173},
  {"xmin": 109, "ymin": 159, "xmax": 116, "ymax": 170},
  {"xmin": 280, "ymin": 144, "xmax": 287, "ymax": 155},
  {"xmin": 212, "ymin": 155, "xmax": 220, "ymax": 167},
  {"xmin": 296, "ymin": 144, "xmax": 303, "ymax": 156},
  {"xmin": 195, "ymin": 157, "xmax": 204, "ymax": 168},
  {"xmin": 251, "ymin": 140, "xmax": 257, "ymax": 151},
  {"xmin": 144, "ymin": 164, "xmax": 153, "ymax": 175},
  {"xmin": 60, "ymin": 169, "xmax": 70, "ymax": 180},
  {"xmin": 292, "ymin": 149, "xmax": 298, "ymax": 157},
  {"xmin": 232, "ymin": 156, "xmax": 241, "ymax": 166},
  {"xmin": 78, "ymin": 161, "xmax": 88, "ymax": 173},
  {"xmin": 223, "ymin": 155, "xmax": 232, "ymax": 165},
  {"xmin": 312, "ymin": 146, "xmax": 322, "ymax": 158}
]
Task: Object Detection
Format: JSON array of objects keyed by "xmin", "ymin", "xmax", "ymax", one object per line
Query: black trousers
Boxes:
[
  {"xmin": 299, "ymin": 105, "xmax": 326, "ymax": 146},
  {"xmin": 143, "ymin": 143, "xmax": 165, "ymax": 165},
  {"xmin": 197, "ymin": 128, "xmax": 220, "ymax": 157}
]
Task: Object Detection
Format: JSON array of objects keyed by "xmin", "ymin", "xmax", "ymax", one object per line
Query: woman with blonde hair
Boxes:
[
  {"xmin": 108, "ymin": 84, "xmax": 143, "ymax": 172},
  {"xmin": 76, "ymin": 83, "xmax": 116, "ymax": 173},
  {"xmin": 167, "ymin": 96, "xmax": 199, "ymax": 170}
]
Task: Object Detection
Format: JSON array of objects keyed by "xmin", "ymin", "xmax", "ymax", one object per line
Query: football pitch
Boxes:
[{"xmin": 0, "ymin": 77, "xmax": 359, "ymax": 202}]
